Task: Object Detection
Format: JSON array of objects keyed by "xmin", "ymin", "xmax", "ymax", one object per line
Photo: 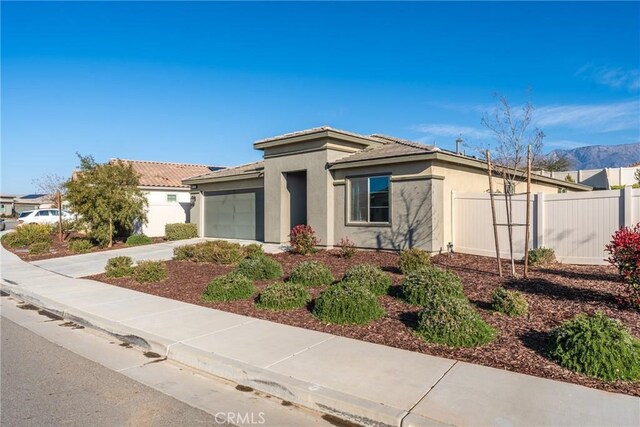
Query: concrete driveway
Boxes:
[{"xmin": 30, "ymin": 238, "xmax": 286, "ymax": 278}]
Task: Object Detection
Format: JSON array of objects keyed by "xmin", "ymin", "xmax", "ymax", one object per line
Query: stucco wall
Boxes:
[{"xmin": 142, "ymin": 189, "xmax": 191, "ymax": 237}]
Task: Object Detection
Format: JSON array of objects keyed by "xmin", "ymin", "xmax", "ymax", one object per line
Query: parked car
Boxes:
[
  {"xmin": 0, "ymin": 219, "xmax": 5, "ymax": 231},
  {"xmin": 17, "ymin": 209, "xmax": 73, "ymax": 226}
]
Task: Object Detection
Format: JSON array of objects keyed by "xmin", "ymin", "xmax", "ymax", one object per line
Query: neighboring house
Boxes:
[
  {"xmin": 114, "ymin": 160, "xmax": 222, "ymax": 237},
  {"xmin": 13, "ymin": 194, "xmax": 54, "ymax": 214},
  {"xmin": 0, "ymin": 194, "xmax": 17, "ymax": 216},
  {"xmin": 183, "ymin": 126, "xmax": 590, "ymax": 252},
  {"xmin": 538, "ymin": 164, "xmax": 640, "ymax": 189}
]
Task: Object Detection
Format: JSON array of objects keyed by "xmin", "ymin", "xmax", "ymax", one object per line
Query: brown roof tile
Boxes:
[
  {"xmin": 331, "ymin": 136, "xmax": 438, "ymax": 165},
  {"xmin": 112, "ymin": 159, "xmax": 220, "ymax": 188}
]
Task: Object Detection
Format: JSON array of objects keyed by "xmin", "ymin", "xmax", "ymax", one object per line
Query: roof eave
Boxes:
[
  {"xmin": 182, "ymin": 171, "xmax": 265, "ymax": 186},
  {"xmin": 253, "ymin": 128, "xmax": 381, "ymax": 150}
]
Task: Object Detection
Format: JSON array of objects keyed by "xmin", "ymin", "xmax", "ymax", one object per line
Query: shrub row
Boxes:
[
  {"xmin": 174, "ymin": 240, "xmax": 245, "ymax": 264},
  {"xmin": 2, "ymin": 223, "xmax": 52, "ymax": 248},
  {"xmin": 165, "ymin": 223, "xmax": 198, "ymax": 241},
  {"xmin": 104, "ymin": 256, "xmax": 167, "ymax": 283}
]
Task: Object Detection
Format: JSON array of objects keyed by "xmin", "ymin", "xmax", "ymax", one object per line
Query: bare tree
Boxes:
[
  {"xmin": 481, "ymin": 94, "xmax": 544, "ymax": 277},
  {"xmin": 33, "ymin": 173, "xmax": 68, "ymax": 241}
]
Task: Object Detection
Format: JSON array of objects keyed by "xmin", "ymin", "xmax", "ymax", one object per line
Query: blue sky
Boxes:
[{"xmin": 2, "ymin": 1, "xmax": 639, "ymax": 194}]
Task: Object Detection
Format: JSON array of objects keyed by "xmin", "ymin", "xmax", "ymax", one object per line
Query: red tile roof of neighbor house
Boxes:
[{"xmin": 112, "ymin": 159, "xmax": 221, "ymax": 188}]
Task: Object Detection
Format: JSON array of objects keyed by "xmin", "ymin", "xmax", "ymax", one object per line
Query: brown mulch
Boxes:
[
  {"xmin": 2, "ymin": 234, "xmax": 165, "ymax": 261},
  {"xmin": 88, "ymin": 250, "xmax": 640, "ymax": 397}
]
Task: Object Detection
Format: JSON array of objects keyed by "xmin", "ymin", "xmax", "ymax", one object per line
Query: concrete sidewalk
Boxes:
[
  {"xmin": 30, "ymin": 238, "xmax": 285, "ymax": 278},
  {"xmin": 1, "ymin": 245, "xmax": 638, "ymax": 427}
]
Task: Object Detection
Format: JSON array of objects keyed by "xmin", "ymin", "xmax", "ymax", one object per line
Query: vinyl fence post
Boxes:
[
  {"xmin": 623, "ymin": 186, "xmax": 634, "ymax": 227},
  {"xmin": 535, "ymin": 193, "xmax": 545, "ymax": 248}
]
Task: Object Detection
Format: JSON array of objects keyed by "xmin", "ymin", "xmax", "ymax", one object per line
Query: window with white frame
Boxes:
[
  {"xmin": 167, "ymin": 194, "xmax": 177, "ymax": 202},
  {"xmin": 349, "ymin": 175, "xmax": 390, "ymax": 223}
]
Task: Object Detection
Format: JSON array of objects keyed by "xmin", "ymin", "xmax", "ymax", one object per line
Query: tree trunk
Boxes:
[{"xmin": 108, "ymin": 218, "xmax": 113, "ymax": 248}]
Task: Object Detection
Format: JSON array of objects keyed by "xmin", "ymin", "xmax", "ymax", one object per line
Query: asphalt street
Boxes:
[{"xmin": 1, "ymin": 317, "xmax": 228, "ymax": 427}]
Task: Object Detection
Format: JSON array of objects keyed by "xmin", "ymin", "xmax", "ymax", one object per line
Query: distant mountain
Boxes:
[{"xmin": 547, "ymin": 142, "xmax": 640, "ymax": 170}]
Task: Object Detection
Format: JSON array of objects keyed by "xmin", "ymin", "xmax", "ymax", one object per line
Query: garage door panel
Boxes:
[{"xmin": 203, "ymin": 189, "xmax": 263, "ymax": 241}]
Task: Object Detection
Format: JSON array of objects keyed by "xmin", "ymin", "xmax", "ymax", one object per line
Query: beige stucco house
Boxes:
[{"xmin": 184, "ymin": 127, "xmax": 590, "ymax": 252}]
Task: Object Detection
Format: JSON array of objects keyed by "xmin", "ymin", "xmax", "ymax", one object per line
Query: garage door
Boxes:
[{"xmin": 203, "ymin": 189, "xmax": 264, "ymax": 241}]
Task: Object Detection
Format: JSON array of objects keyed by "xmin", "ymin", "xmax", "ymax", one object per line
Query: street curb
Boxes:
[{"xmin": 0, "ymin": 280, "xmax": 447, "ymax": 427}]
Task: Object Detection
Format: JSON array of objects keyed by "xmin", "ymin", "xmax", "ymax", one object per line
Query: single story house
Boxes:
[
  {"xmin": 0, "ymin": 194, "xmax": 17, "ymax": 216},
  {"xmin": 184, "ymin": 127, "xmax": 590, "ymax": 252},
  {"xmin": 115, "ymin": 160, "xmax": 222, "ymax": 237},
  {"xmin": 13, "ymin": 194, "xmax": 54, "ymax": 214}
]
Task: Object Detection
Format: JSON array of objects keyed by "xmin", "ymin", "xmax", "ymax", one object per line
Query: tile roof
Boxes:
[
  {"xmin": 183, "ymin": 160, "xmax": 265, "ymax": 182},
  {"xmin": 331, "ymin": 135, "xmax": 438, "ymax": 165},
  {"xmin": 113, "ymin": 159, "xmax": 220, "ymax": 188},
  {"xmin": 255, "ymin": 126, "xmax": 380, "ymax": 145}
]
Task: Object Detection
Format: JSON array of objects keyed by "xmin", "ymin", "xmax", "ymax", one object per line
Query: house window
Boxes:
[
  {"xmin": 349, "ymin": 176, "xmax": 390, "ymax": 223},
  {"xmin": 167, "ymin": 194, "xmax": 177, "ymax": 202}
]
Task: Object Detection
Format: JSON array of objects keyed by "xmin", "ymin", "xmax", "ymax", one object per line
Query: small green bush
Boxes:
[
  {"xmin": 491, "ymin": 287, "xmax": 528, "ymax": 317},
  {"xmin": 235, "ymin": 256, "xmax": 284, "ymax": 280},
  {"xmin": 173, "ymin": 240, "xmax": 245, "ymax": 264},
  {"xmin": 527, "ymin": 247, "xmax": 556, "ymax": 267},
  {"xmin": 28, "ymin": 241, "xmax": 51, "ymax": 255},
  {"xmin": 132, "ymin": 260, "xmax": 168, "ymax": 283},
  {"xmin": 401, "ymin": 267, "xmax": 465, "ymax": 305},
  {"xmin": 244, "ymin": 243, "xmax": 265, "ymax": 259},
  {"xmin": 69, "ymin": 238, "xmax": 93, "ymax": 254},
  {"xmin": 165, "ymin": 223, "xmax": 198, "ymax": 241},
  {"xmin": 4, "ymin": 223, "xmax": 52, "ymax": 247},
  {"xmin": 105, "ymin": 256, "xmax": 134, "ymax": 278},
  {"xmin": 549, "ymin": 312, "xmax": 640, "ymax": 381},
  {"xmin": 313, "ymin": 283, "xmax": 385, "ymax": 325},
  {"xmin": 399, "ymin": 248, "xmax": 432, "ymax": 274},
  {"xmin": 257, "ymin": 282, "xmax": 311, "ymax": 311},
  {"xmin": 202, "ymin": 272, "xmax": 256, "ymax": 302},
  {"xmin": 342, "ymin": 264, "xmax": 392, "ymax": 296},
  {"xmin": 126, "ymin": 234, "xmax": 152, "ymax": 246},
  {"xmin": 416, "ymin": 294, "xmax": 496, "ymax": 348},
  {"xmin": 288, "ymin": 261, "xmax": 334, "ymax": 287}
]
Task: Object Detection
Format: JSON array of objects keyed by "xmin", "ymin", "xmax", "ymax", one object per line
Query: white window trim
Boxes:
[{"xmin": 348, "ymin": 175, "xmax": 391, "ymax": 225}]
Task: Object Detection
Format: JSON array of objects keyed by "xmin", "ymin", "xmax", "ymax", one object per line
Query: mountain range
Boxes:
[{"xmin": 547, "ymin": 142, "xmax": 640, "ymax": 170}]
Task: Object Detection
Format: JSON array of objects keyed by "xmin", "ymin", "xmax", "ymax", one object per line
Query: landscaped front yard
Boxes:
[{"xmin": 88, "ymin": 246, "xmax": 640, "ymax": 397}]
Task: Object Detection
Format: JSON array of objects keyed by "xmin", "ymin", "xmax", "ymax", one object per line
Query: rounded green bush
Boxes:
[
  {"xmin": 491, "ymin": 287, "xmax": 528, "ymax": 317},
  {"xmin": 202, "ymin": 272, "xmax": 256, "ymax": 302},
  {"xmin": 401, "ymin": 267, "xmax": 465, "ymax": 305},
  {"xmin": 4, "ymin": 223, "xmax": 52, "ymax": 248},
  {"xmin": 126, "ymin": 234, "xmax": 152, "ymax": 246},
  {"xmin": 399, "ymin": 248, "xmax": 432, "ymax": 274},
  {"xmin": 28, "ymin": 241, "xmax": 51, "ymax": 255},
  {"xmin": 165, "ymin": 223, "xmax": 198, "ymax": 241},
  {"xmin": 257, "ymin": 282, "xmax": 311, "ymax": 311},
  {"xmin": 527, "ymin": 247, "xmax": 556, "ymax": 267},
  {"xmin": 342, "ymin": 264, "xmax": 392, "ymax": 296},
  {"xmin": 69, "ymin": 238, "xmax": 93, "ymax": 254},
  {"xmin": 288, "ymin": 261, "xmax": 334, "ymax": 287},
  {"xmin": 549, "ymin": 312, "xmax": 640, "ymax": 381},
  {"xmin": 236, "ymin": 256, "xmax": 284, "ymax": 280},
  {"xmin": 416, "ymin": 294, "xmax": 496, "ymax": 348},
  {"xmin": 105, "ymin": 256, "xmax": 134, "ymax": 278},
  {"xmin": 132, "ymin": 260, "xmax": 168, "ymax": 283},
  {"xmin": 313, "ymin": 283, "xmax": 385, "ymax": 325},
  {"xmin": 244, "ymin": 243, "xmax": 265, "ymax": 259}
]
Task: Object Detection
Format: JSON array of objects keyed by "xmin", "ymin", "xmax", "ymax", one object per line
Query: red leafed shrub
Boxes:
[
  {"xmin": 289, "ymin": 224, "xmax": 319, "ymax": 255},
  {"xmin": 605, "ymin": 223, "xmax": 640, "ymax": 308}
]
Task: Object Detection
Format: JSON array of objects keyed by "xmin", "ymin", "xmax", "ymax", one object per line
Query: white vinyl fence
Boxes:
[{"xmin": 452, "ymin": 187, "xmax": 640, "ymax": 265}]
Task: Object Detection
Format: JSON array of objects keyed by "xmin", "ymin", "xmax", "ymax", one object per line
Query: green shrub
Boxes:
[
  {"xmin": 416, "ymin": 294, "xmax": 496, "ymax": 348},
  {"xmin": 173, "ymin": 240, "xmax": 245, "ymax": 264},
  {"xmin": 342, "ymin": 264, "xmax": 392, "ymax": 296},
  {"xmin": 165, "ymin": 223, "xmax": 198, "ymax": 241},
  {"xmin": 105, "ymin": 256, "xmax": 134, "ymax": 278},
  {"xmin": 69, "ymin": 238, "xmax": 93, "ymax": 254},
  {"xmin": 549, "ymin": 312, "xmax": 640, "ymax": 381},
  {"xmin": 491, "ymin": 287, "xmax": 528, "ymax": 317},
  {"xmin": 288, "ymin": 261, "xmax": 334, "ymax": 287},
  {"xmin": 202, "ymin": 272, "xmax": 256, "ymax": 302},
  {"xmin": 527, "ymin": 247, "xmax": 556, "ymax": 266},
  {"xmin": 244, "ymin": 243, "xmax": 265, "ymax": 259},
  {"xmin": 28, "ymin": 241, "xmax": 51, "ymax": 255},
  {"xmin": 336, "ymin": 237, "xmax": 357, "ymax": 259},
  {"xmin": 126, "ymin": 234, "xmax": 152, "ymax": 246},
  {"xmin": 4, "ymin": 223, "xmax": 52, "ymax": 247},
  {"xmin": 313, "ymin": 283, "xmax": 385, "ymax": 325},
  {"xmin": 235, "ymin": 256, "xmax": 284, "ymax": 280},
  {"xmin": 257, "ymin": 282, "xmax": 311, "ymax": 311},
  {"xmin": 401, "ymin": 267, "xmax": 465, "ymax": 305},
  {"xmin": 399, "ymin": 248, "xmax": 432, "ymax": 274},
  {"xmin": 132, "ymin": 260, "xmax": 168, "ymax": 283}
]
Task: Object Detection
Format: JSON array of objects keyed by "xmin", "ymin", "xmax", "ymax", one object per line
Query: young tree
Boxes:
[
  {"xmin": 64, "ymin": 155, "xmax": 148, "ymax": 247},
  {"xmin": 33, "ymin": 173, "xmax": 67, "ymax": 241},
  {"xmin": 482, "ymin": 94, "xmax": 545, "ymax": 277}
]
